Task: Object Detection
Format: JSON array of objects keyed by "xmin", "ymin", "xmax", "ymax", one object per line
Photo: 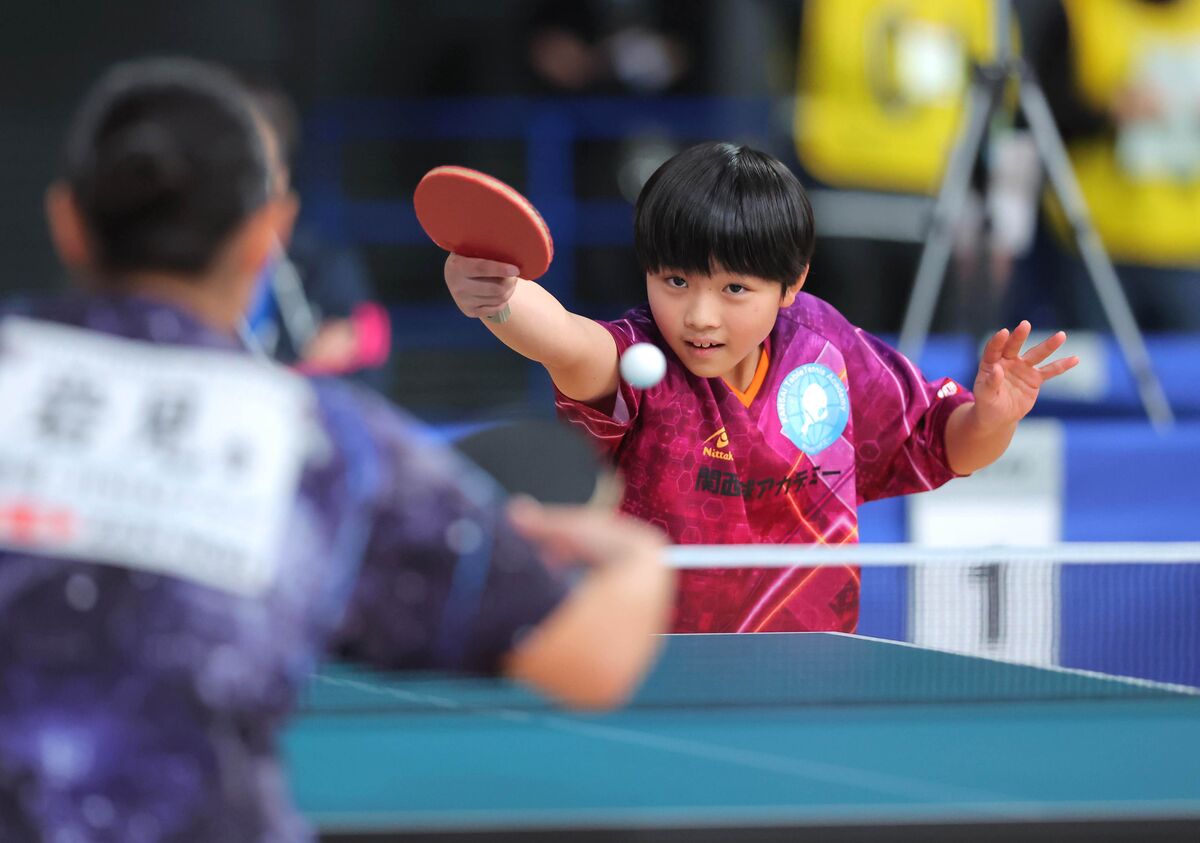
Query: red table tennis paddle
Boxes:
[{"xmin": 414, "ymin": 166, "xmax": 554, "ymax": 324}]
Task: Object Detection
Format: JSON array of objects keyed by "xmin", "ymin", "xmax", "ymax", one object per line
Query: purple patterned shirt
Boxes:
[{"xmin": 0, "ymin": 294, "xmax": 567, "ymax": 842}]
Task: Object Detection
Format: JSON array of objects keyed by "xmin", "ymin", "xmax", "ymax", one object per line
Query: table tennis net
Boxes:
[{"xmin": 302, "ymin": 542, "xmax": 1200, "ymax": 713}]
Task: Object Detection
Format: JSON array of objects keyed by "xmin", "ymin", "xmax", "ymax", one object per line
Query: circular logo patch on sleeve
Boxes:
[{"xmin": 777, "ymin": 364, "xmax": 850, "ymax": 455}]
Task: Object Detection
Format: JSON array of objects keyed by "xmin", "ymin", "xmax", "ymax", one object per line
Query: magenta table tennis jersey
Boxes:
[{"xmin": 555, "ymin": 295, "xmax": 973, "ymax": 634}]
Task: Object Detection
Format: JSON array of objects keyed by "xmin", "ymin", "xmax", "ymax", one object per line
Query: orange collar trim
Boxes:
[{"xmin": 725, "ymin": 346, "xmax": 770, "ymax": 408}]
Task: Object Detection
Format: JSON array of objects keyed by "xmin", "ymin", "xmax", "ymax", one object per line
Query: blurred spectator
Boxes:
[
  {"xmin": 525, "ymin": 1, "xmax": 694, "ymax": 95},
  {"xmin": 248, "ymin": 82, "xmax": 393, "ymax": 391},
  {"xmin": 1032, "ymin": 0, "xmax": 1200, "ymax": 332}
]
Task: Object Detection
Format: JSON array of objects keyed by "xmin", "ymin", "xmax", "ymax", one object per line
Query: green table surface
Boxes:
[{"xmin": 285, "ymin": 633, "xmax": 1200, "ymax": 841}]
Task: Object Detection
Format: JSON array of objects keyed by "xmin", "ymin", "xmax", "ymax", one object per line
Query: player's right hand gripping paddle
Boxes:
[
  {"xmin": 453, "ymin": 419, "xmax": 618, "ymax": 509},
  {"xmin": 414, "ymin": 166, "xmax": 553, "ymax": 325}
]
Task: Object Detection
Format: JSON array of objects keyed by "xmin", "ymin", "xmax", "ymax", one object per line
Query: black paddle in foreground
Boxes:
[{"xmin": 452, "ymin": 419, "xmax": 618, "ymax": 508}]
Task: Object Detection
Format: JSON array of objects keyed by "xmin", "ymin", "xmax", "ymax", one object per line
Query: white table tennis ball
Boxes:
[{"xmin": 619, "ymin": 342, "xmax": 667, "ymax": 389}]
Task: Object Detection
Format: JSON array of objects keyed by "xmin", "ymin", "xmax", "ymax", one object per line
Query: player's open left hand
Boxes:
[
  {"xmin": 445, "ymin": 254, "xmax": 520, "ymax": 319},
  {"xmin": 972, "ymin": 321, "xmax": 1079, "ymax": 430}
]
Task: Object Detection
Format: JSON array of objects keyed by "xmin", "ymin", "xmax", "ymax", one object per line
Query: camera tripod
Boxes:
[{"xmin": 897, "ymin": 0, "xmax": 1174, "ymax": 428}]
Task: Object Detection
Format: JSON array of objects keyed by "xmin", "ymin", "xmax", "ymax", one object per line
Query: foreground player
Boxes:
[
  {"xmin": 445, "ymin": 142, "xmax": 1078, "ymax": 634},
  {"xmin": 0, "ymin": 59, "xmax": 671, "ymax": 841}
]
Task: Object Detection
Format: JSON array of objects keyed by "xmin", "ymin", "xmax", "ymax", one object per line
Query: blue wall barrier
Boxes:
[{"xmin": 301, "ymin": 96, "xmax": 779, "ymax": 313}]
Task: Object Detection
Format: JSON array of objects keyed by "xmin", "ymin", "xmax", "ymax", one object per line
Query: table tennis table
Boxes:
[{"xmin": 285, "ymin": 633, "xmax": 1200, "ymax": 842}]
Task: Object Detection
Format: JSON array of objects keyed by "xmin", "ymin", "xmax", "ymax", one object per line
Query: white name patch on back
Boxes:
[{"xmin": 0, "ymin": 318, "xmax": 314, "ymax": 597}]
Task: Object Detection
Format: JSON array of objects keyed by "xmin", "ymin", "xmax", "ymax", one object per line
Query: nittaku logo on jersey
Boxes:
[
  {"xmin": 701, "ymin": 427, "xmax": 733, "ymax": 462},
  {"xmin": 777, "ymin": 364, "xmax": 850, "ymax": 456}
]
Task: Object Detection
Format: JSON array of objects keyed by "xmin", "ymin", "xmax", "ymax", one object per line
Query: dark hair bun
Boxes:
[
  {"xmin": 89, "ymin": 122, "xmax": 190, "ymax": 219},
  {"xmin": 63, "ymin": 57, "xmax": 271, "ymax": 276}
]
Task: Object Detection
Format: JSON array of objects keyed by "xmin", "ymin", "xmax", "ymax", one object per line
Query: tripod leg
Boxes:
[
  {"xmin": 1017, "ymin": 67, "xmax": 1174, "ymax": 429},
  {"xmin": 899, "ymin": 78, "xmax": 998, "ymax": 360}
]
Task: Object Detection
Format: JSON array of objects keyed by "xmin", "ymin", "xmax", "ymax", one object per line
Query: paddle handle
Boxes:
[{"xmin": 485, "ymin": 304, "xmax": 512, "ymax": 325}]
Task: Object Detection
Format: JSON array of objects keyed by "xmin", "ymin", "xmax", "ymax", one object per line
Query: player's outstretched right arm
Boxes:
[
  {"xmin": 445, "ymin": 254, "xmax": 619, "ymax": 403},
  {"xmin": 502, "ymin": 500, "xmax": 674, "ymax": 709}
]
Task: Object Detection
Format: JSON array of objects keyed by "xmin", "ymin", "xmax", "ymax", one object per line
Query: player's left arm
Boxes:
[{"xmin": 945, "ymin": 321, "xmax": 1079, "ymax": 475}]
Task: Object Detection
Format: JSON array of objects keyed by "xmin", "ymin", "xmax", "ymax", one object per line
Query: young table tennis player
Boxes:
[
  {"xmin": 441, "ymin": 142, "xmax": 1079, "ymax": 634},
  {"xmin": 0, "ymin": 58, "xmax": 672, "ymax": 841}
]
